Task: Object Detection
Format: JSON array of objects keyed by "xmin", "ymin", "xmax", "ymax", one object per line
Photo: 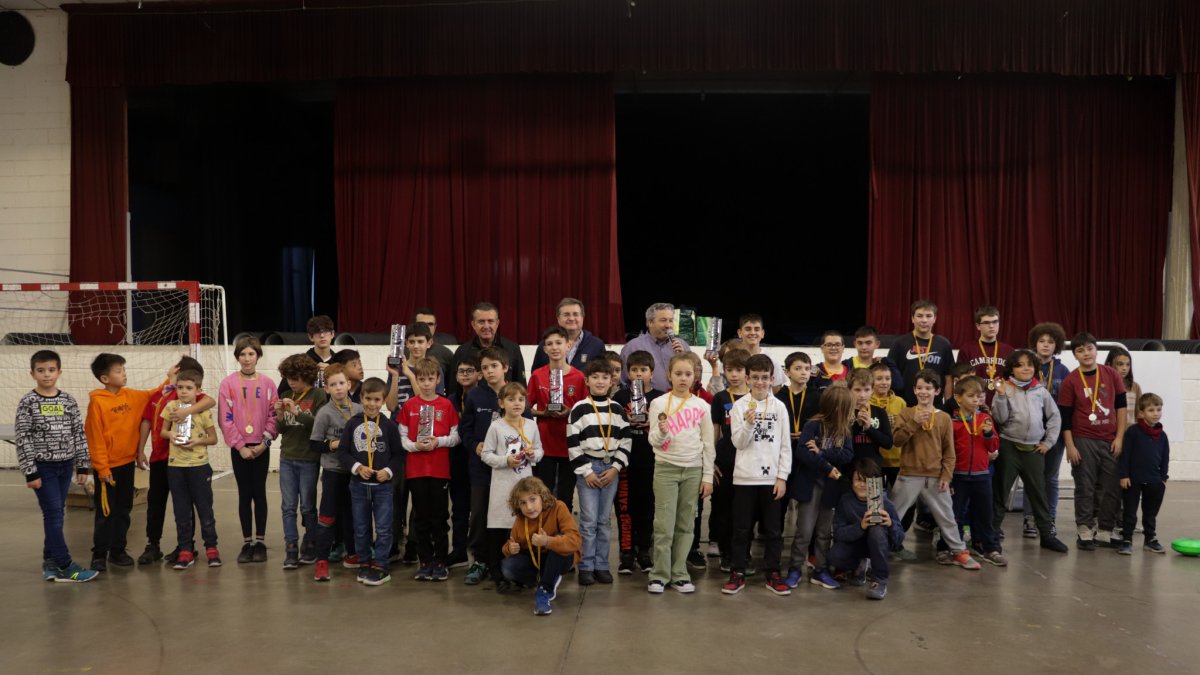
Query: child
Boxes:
[
  {"xmin": 886, "ymin": 299, "xmax": 956, "ymax": 406},
  {"xmin": 868, "ymin": 362, "xmax": 906, "ymax": 490},
  {"xmin": 334, "ymin": 349, "xmax": 365, "ymax": 403},
  {"xmin": 787, "ymin": 386, "xmax": 854, "ymax": 590},
  {"xmin": 955, "ymin": 305, "xmax": 1013, "ymax": 405},
  {"xmin": 843, "ymin": 325, "xmax": 904, "ymax": 392},
  {"xmin": 813, "ymin": 330, "xmax": 849, "ymax": 391},
  {"xmin": 338, "ymin": 378, "xmax": 403, "ymax": 586},
  {"xmin": 136, "ymin": 356, "xmax": 215, "ymax": 565},
  {"xmin": 602, "ymin": 351, "xmax": 625, "ymax": 396},
  {"xmin": 17, "ymin": 350, "xmax": 97, "ymax": 582},
  {"xmin": 502, "ymin": 477, "xmax": 582, "ymax": 616},
  {"xmin": 889, "ymin": 369, "xmax": 981, "ymax": 570},
  {"xmin": 85, "ymin": 353, "xmax": 168, "ymax": 571},
  {"xmin": 646, "ymin": 352, "xmax": 715, "ymax": 593},
  {"xmin": 1117, "ymin": 393, "xmax": 1169, "ymax": 555},
  {"xmin": 309, "ymin": 364, "xmax": 361, "ymax": 581},
  {"xmin": 776, "ymin": 353, "xmax": 821, "ymax": 444},
  {"xmin": 947, "ymin": 377, "xmax": 1003, "ymax": 566},
  {"xmin": 275, "ymin": 353, "xmax": 327, "ymax": 569},
  {"xmin": 568, "ymin": 360, "xmax": 632, "ymax": 585},
  {"xmin": 160, "ymin": 369, "xmax": 220, "ymax": 569},
  {"xmin": 828, "ymin": 459, "xmax": 904, "ymax": 600},
  {"xmin": 280, "ymin": 315, "xmax": 339, "ymax": 397},
  {"xmin": 736, "ymin": 314, "xmax": 786, "ymax": 388},
  {"xmin": 1027, "ymin": 322, "xmax": 1071, "ymax": 537},
  {"xmin": 386, "ymin": 322, "xmax": 445, "ymax": 410},
  {"xmin": 398, "ymin": 357, "xmax": 461, "ymax": 580},
  {"xmin": 940, "ymin": 364, "xmax": 976, "ymax": 415},
  {"xmin": 722, "ymin": 354, "xmax": 792, "ymax": 595},
  {"xmin": 612, "ymin": 350, "xmax": 665, "ymax": 574},
  {"xmin": 990, "ymin": 349, "xmax": 1067, "ymax": 553},
  {"xmin": 482, "ymin": 383, "xmax": 544, "ymax": 589},
  {"xmin": 218, "ymin": 336, "xmax": 279, "ymax": 563},
  {"xmin": 1105, "ymin": 347, "xmax": 1142, "ymax": 427},
  {"xmin": 1060, "ymin": 332, "xmax": 1127, "ymax": 550},
  {"xmin": 528, "ymin": 326, "xmax": 588, "ymax": 511},
  {"xmin": 708, "ymin": 348, "xmax": 752, "ymax": 571},
  {"xmin": 448, "ymin": 355, "xmax": 481, "ymax": 568}
]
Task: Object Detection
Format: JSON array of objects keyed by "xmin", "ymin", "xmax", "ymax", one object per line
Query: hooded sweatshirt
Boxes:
[
  {"xmin": 86, "ymin": 383, "xmax": 165, "ymax": 479},
  {"xmin": 991, "ymin": 379, "xmax": 1062, "ymax": 447}
]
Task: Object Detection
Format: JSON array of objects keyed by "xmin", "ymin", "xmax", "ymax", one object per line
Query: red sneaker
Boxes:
[
  {"xmin": 342, "ymin": 554, "xmax": 360, "ymax": 569},
  {"xmin": 173, "ymin": 550, "xmax": 195, "ymax": 570},
  {"xmin": 314, "ymin": 559, "xmax": 331, "ymax": 582},
  {"xmin": 206, "ymin": 547, "xmax": 222, "ymax": 567}
]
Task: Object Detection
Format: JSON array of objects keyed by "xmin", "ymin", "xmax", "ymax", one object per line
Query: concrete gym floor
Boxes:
[{"xmin": 3, "ymin": 471, "xmax": 1200, "ymax": 674}]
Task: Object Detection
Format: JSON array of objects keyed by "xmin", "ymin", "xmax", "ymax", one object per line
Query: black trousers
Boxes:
[
  {"xmin": 1122, "ymin": 481, "xmax": 1166, "ymax": 542},
  {"xmin": 708, "ymin": 460, "xmax": 735, "ymax": 556},
  {"xmin": 731, "ymin": 484, "xmax": 783, "ymax": 573},
  {"xmin": 316, "ymin": 470, "xmax": 356, "ymax": 560},
  {"xmin": 168, "ymin": 464, "xmax": 218, "ymax": 550},
  {"xmin": 409, "ymin": 477, "xmax": 450, "ymax": 564},
  {"xmin": 230, "ymin": 449, "xmax": 270, "ymax": 539},
  {"xmin": 450, "ymin": 447, "xmax": 471, "ymax": 554},
  {"xmin": 616, "ymin": 456, "xmax": 656, "ymax": 555},
  {"xmin": 92, "ymin": 461, "xmax": 136, "ymax": 558},
  {"xmin": 469, "ymin": 484, "xmax": 491, "ymax": 560},
  {"xmin": 536, "ymin": 456, "xmax": 577, "ymax": 512},
  {"xmin": 145, "ymin": 459, "xmax": 171, "ymax": 546}
]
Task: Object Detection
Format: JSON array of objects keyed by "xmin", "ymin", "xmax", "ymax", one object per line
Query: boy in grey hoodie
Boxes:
[{"xmin": 990, "ymin": 349, "xmax": 1066, "ymax": 552}]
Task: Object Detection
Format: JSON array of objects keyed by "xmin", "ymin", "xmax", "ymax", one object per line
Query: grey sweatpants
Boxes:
[
  {"xmin": 1070, "ymin": 436, "xmax": 1121, "ymax": 535},
  {"xmin": 788, "ymin": 483, "xmax": 823, "ymax": 573},
  {"xmin": 890, "ymin": 475, "xmax": 966, "ymax": 553}
]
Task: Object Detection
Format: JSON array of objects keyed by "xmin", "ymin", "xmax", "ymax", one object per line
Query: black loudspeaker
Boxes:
[{"xmin": 0, "ymin": 12, "xmax": 35, "ymax": 67}]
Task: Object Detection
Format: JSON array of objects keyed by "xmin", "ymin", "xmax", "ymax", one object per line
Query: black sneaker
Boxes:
[
  {"xmin": 578, "ymin": 570, "xmax": 596, "ymax": 586},
  {"xmin": 251, "ymin": 541, "xmax": 268, "ymax": 563},
  {"xmin": 447, "ymin": 549, "xmax": 470, "ymax": 569},
  {"xmin": 283, "ymin": 545, "xmax": 300, "ymax": 570},
  {"xmin": 137, "ymin": 545, "xmax": 162, "ymax": 565},
  {"xmin": 1076, "ymin": 537, "xmax": 1097, "ymax": 551},
  {"xmin": 686, "ymin": 550, "xmax": 706, "ymax": 570},
  {"xmin": 236, "ymin": 543, "xmax": 254, "ymax": 564},
  {"xmin": 91, "ymin": 557, "xmax": 107, "ymax": 572},
  {"xmin": 594, "ymin": 570, "xmax": 614, "ymax": 584},
  {"xmin": 1041, "ymin": 536, "xmax": 1069, "ymax": 553},
  {"xmin": 164, "ymin": 547, "xmax": 182, "ymax": 564},
  {"xmin": 298, "ymin": 545, "xmax": 317, "ymax": 566},
  {"xmin": 618, "ymin": 553, "xmax": 636, "ymax": 576},
  {"xmin": 109, "ymin": 551, "xmax": 135, "ymax": 567},
  {"xmin": 719, "ymin": 557, "xmax": 731, "ymax": 573},
  {"xmin": 401, "ymin": 548, "xmax": 419, "ymax": 566},
  {"xmin": 495, "ymin": 579, "xmax": 514, "ymax": 593},
  {"xmin": 637, "ymin": 555, "xmax": 653, "ymax": 573}
]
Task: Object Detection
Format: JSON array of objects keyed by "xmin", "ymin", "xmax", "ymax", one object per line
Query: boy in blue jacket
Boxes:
[
  {"xmin": 1117, "ymin": 393, "xmax": 1169, "ymax": 555},
  {"xmin": 829, "ymin": 459, "xmax": 904, "ymax": 600}
]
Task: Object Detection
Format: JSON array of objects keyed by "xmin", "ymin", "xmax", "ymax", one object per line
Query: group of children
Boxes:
[{"xmin": 16, "ymin": 303, "xmax": 1172, "ymax": 616}]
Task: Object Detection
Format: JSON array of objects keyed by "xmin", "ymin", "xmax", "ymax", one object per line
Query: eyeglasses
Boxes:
[
  {"xmin": 456, "ymin": 368, "xmax": 477, "ymax": 375},
  {"xmin": 978, "ymin": 319, "xmax": 999, "ymax": 326},
  {"xmin": 822, "ymin": 343, "xmax": 844, "ymax": 349},
  {"xmin": 748, "ymin": 375, "xmax": 772, "ymax": 383}
]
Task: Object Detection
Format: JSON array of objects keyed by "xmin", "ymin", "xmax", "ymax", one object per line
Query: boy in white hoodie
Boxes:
[{"xmin": 722, "ymin": 354, "xmax": 792, "ymax": 596}]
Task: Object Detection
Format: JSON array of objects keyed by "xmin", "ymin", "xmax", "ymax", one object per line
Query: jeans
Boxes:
[
  {"xmin": 349, "ymin": 479, "xmax": 394, "ymax": 568},
  {"xmin": 650, "ymin": 463, "xmax": 702, "ymax": 584},
  {"xmin": 577, "ymin": 459, "xmax": 620, "ymax": 571},
  {"xmin": 279, "ymin": 458, "xmax": 319, "ymax": 548},
  {"xmin": 1122, "ymin": 481, "xmax": 1166, "ymax": 542},
  {"xmin": 1025, "ymin": 437, "xmax": 1064, "ymax": 525},
  {"xmin": 168, "ymin": 464, "xmax": 218, "ymax": 550},
  {"xmin": 316, "ymin": 470, "xmax": 355, "ymax": 561},
  {"xmin": 502, "ymin": 549, "xmax": 574, "ymax": 592},
  {"xmin": 93, "ymin": 461, "xmax": 135, "ymax": 559},
  {"xmin": 788, "ymin": 484, "xmax": 823, "ymax": 572},
  {"xmin": 828, "ymin": 525, "xmax": 892, "ymax": 582},
  {"xmin": 34, "ymin": 460, "xmax": 75, "ymax": 568}
]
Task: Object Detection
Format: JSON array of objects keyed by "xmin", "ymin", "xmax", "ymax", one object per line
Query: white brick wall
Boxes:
[{"xmin": 0, "ymin": 10, "xmax": 70, "ymax": 284}]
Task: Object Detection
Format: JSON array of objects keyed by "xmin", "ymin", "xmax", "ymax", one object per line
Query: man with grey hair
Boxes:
[
  {"xmin": 530, "ymin": 297, "xmax": 607, "ymax": 371},
  {"xmin": 620, "ymin": 302, "xmax": 688, "ymax": 392}
]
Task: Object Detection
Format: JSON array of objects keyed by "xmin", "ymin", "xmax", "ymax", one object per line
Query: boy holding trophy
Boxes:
[
  {"xmin": 529, "ymin": 327, "xmax": 587, "ymax": 511},
  {"xmin": 828, "ymin": 459, "xmax": 903, "ymax": 600}
]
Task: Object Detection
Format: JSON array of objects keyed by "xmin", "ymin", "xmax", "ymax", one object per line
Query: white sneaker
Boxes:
[
  {"xmin": 670, "ymin": 580, "xmax": 696, "ymax": 593},
  {"xmin": 1095, "ymin": 530, "xmax": 1113, "ymax": 545},
  {"xmin": 707, "ymin": 542, "xmax": 721, "ymax": 558}
]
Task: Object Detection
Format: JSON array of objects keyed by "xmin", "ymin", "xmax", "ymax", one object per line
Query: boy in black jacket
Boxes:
[
  {"xmin": 829, "ymin": 459, "xmax": 904, "ymax": 600},
  {"xmin": 1117, "ymin": 393, "xmax": 1169, "ymax": 555},
  {"xmin": 612, "ymin": 350, "xmax": 664, "ymax": 574},
  {"xmin": 338, "ymin": 378, "xmax": 403, "ymax": 586}
]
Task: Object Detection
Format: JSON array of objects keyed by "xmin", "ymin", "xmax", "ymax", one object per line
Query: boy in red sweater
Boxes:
[
  {"xmin": 947, "ymin": 377, "xmax": 1003, "ymax": 565},
  {"xmin": 529, "ymin": 327, "xmax": 587, "ymax": 511}
]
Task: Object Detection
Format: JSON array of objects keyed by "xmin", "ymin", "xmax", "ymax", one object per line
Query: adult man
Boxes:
[
  {"xmin": 620, "ymin": 302, "xmax": 687, "ymax": 392},
  {"xmin": 530, "ymin": 297, "xmax": 607, "ymax": 372},
  {"xmin": 412, "ymin": 308, "xmax": 456, "ymax": 373},
  {"xmin": 447, "ymin": 302, "xmax": 526, "ymax": 399}
]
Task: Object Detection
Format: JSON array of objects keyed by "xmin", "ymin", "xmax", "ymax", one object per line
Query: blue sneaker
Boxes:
[
  {"xmin": 429, "ymin": 563, "xmax": 448, "ymax": 581},
  {"xmin": 54, "ymin": 563, "xmax": 99, "ymax": 583},
  {"xmin": 357, "ymin": 565, "xmax": 371, "ymax": 583},
  {"xmin": 414, "ymin": 563, "xmax": 433, "ymax": 581},
  {"xmin": 784, "ymin": 567, "xmax": 802, "ymax": 589},
  {"xmin": 1117, "ymin": 541, "xmax": 1133, "ymax": 555},
  {"xmin": 534, "ymin": 587, "xmax": 553, "ymax": 615},
  {"xmin": 1144, "ymin": 540, "xmax": 1166, "ymax": 554},
  {"xmin": 810, "ymin": 569, "xmax": 841, "ymax": 590},
  {"xmin": 42, "ymin": 560, "xmax": 57, "ymax": 581}
]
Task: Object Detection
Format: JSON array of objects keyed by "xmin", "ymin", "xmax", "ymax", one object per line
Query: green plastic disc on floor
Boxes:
[{"xmin": 1170, "ymin": 539, "xmax": 1200, "ymax": 556}]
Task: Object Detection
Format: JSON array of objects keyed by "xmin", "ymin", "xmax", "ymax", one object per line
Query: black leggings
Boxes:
[{"xmin": 231, "ymin": 448, "xmax": 270, "ymax": 539}]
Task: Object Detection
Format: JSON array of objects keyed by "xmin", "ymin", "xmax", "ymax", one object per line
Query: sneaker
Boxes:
[
  {"xmin": 298, "ymin": 546, "xmax": 317, "ymax": 566},
  {"xmin": 1040, "ymin": 536, "xmax": 1069, "ymax": 553},
  {"xmin": 1095, "ymin": 530, "xmax": 1116, "ymax": 548},
  {"xmin": 546, "ymin": 574, "xmax": 563, "ymax": 601},
  {"xmin": 54, "ymin": 563, "xmax": 99, "ymax": 583},
  {"xmin": 721, "ymin": 572, "xmax": 746, "ymax": 595},
  {"xmin": 1145, "ymin": 540, "xmax": 1166, "ymax": 554},
  {"xmin": 329, "ymin": 543, "xmax": 346, "ymax": 564},
  {"xmin": 388, "ymin": 549, "xmax": 402, "ymax": 564},
  {"xmin": 637, "ymin": 555, "xmax": 653, "ymax": 573},
  {"xmin": 342, "ymin": 554, "xmax": 361, "ymax": 569},
  {"xmin": 766, "ymin": 571, "xmax": 791, "ymax": 596},
  {"xmin": 646, "ymin": 580, "xmax": 666, "ymax": 594},
  {"xmin": 744, "ymin": 565, "xmax": 757, "ymax": 577},
  {"xmin": 137, "ymin": 545, "xmax": 163, "ymax": 565},
  {"xmin": 707, "ymin": 541, "xmax": 721, "ymax": 557},
  {"xmin": 935, "ymin": 550, "xmax": 954, "ymax": 565},
  {"xmin": 1117, "ymin": 541, "xmax": 1133, "ymax": 555},
  {"xmin": 429, "ymin": 563, "xmax": 449, "ymax": 581},
  {"xmin": 401, "ymin": 549, "xmax": 419, "ymax": 565},
  {"xmin": 91, "ymin": 558, "xmax": 107, "ymax": 572},
  {"xmin": 495, "ymin": 579, "xmax": 514, "ymax": 593},
  {"xmin": 206, "ymin": 547, "xmax": 222, "ymax": 567},
  {"xmin": 237, "ymin": 543, "xmax": 254, "ymax": 564},
  {"xmin": 784, "ymin": 567, "xmax": 803, "ymax": 589},
  {"xmin": 42, "ymin": 560, "xmax": 57, "ymax": 581},
  {"xmin": 357, "ymin": 564, "xmax": 371, "ymax": 583},
  {"xmin": 464, "ymin": 561, "xmax": 489, "ymax": 585},
  {"xmin": 980, "ymin": 550, "xmax": 1007, "ymax": 567},
  {"xmin": 534, "ymin": 587, "xmax": 553, "ymax": 615},
  {"xmin": 894, "ymin": 547, "xmax": 917, "ymax": 561},
  {"xmin": 865, "ymin": 579, "xmax": 888, "ymax": 600},
  {"xmin": 578, "ymin": 570, "xmax": 596, "ymax": 586},
  {"xmin": 846, "ymin": 572, "xmax": 867, "ymax": 587},
  {"xmin": 447, "ymin": 549, "xmax": 469, "ymax": 569},
  {"xmin": 686, "ymin": 550, "xmax": 706, "ymax": 570},
  {"xmin": 282, "ymin": 545, "xmax": 299, "ymax": 570},
  {"xmin": 172, "ymin": 550, "xmax": 195, "ymax": 570},
  {"xmin": 594, "ymin": 570, "xmax": 614, "ymax": 584},
  {"xmin": 913, "ymin": 519, "xmax": 936, "ymax": 533},
  {"xmin": 414, "ymin": 564, "xmax": 433, "ymax": 581},
  {"xmin": 618, "ymin": 552, "xmax": 637, "ymax": 575},
  {"xmin": 363, "ymin": 568, "xmax": 392, "ymax": 586},
  {"xmin": 251, "ymin": 541, "xmax": 268, "ymax": 563},
  {"xmin": 997, "ymin": 528, "xmax": 1006, "ymax": 541},
  {"xmin": 810, "ymin": 570, "xmax": 841, "ymax": 590},
  {"xmin": 953, "ymin": 551, "xmax": 981, "ymax": 570},
  {"xmin": 109, "ymin": 550, "xmax": 135, "ymax": 567},
  {"xmin": 1022, "ymin": 520, "xmax": 1039, "ymax": 539},
  {"xmin": 718, "ymin": 557, "xmax": 731, "ymax": 573},
  {"xmin": 314, "ymin": 560, "xmax": 331, "ymax": 581},
  {"xmin": 1076, "ymin": 537, "xmax": 1097, "ymax": 551},
  {"xmin": 670, "ymin": 579, "xmax": 696, "ymax": 593},
  {"xmin": 165, "ymin": 547, "xmax": 184, "ymax": 564}
]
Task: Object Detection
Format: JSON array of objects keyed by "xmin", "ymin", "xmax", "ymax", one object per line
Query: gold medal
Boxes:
[
  {"xmin": 245, "ymin": 424, "xmax": 254, "ymax": 434},
  {"xmin": 658, "ymin": 413, "xmax": 667, "ymax": 421},
  {"xmin": 987, "ymin": 380, "xmax": 995, "ymax": 391},
  {"xmin": 748, "ymin": 399, "xmax": 758, "ymax": 411}
]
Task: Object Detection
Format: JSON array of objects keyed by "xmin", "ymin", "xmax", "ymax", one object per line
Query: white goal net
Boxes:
[{"xmin": 0, "ymin": 281, "xmax": 233, "ymax": 471}]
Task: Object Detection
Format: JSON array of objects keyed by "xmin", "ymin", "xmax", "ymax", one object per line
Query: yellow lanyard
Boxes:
[
  {"xmin": 505, "ymin": 417, "xmax": 532, "ymax": 448},
  {"xmin": 913, "ymin": 332, "xmax": 932, "ymax": 370},
  {"xmin": 920, "ymin": 407, "xmax": 935, "ymax": 431},
  {"xmin": 1041, "ymin": 361, "xmax": 1055, "ymax": 393},
  {"xmin": 666, "ymin": 392, "xmax": 691, "ymax": 418},
  {"xmin": 822, "ymin": 363, "xmax": 844, "ymax": 380},
  {"xmin": 588, "ymin": 397, "xmax": 612, "ymax": 454},
  {"xmin": 333, "ymin": 398, "xmax": 352, "ymax": 421},
  {"xmin": 524, "ymin": 512, "xmax": 546, "ymax": 570},
  {"xmin": 1079, "ymin": 369, "xmax": 1100, "ymax": 414},
  {"xmin": 364, "ymin": 414, "xmax": 378, "ymax": 469},
  {"xmin": 978, "ymin": 340, "xmax": 998, "ymax": 379},
  {"xmin": 788, "ymin": 387, "xmax": 806, "ymax": 434},
  {"xmin": 958, "ymin": 411, "xmax": 979, "ymax": 436},
  {"xmin": 870, "ymin": 393, "xmax": 892, "ymax": 409},
  {"xmin": 292, "ymin": 387, "xmax": 310, "ymax": 405}
]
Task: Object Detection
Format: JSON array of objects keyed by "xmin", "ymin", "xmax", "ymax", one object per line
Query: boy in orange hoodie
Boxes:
[
  {"xmin": 502, "ymin": 476, "xmax": 581, "ymax": 616},
  {"xmin": 86, "ymin": 353, "xmax": 167, "ymax": 571}
]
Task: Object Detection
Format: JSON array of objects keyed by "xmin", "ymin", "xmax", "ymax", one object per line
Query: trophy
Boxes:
[
  {"xmin": 387, "ymin": 323, "xmax": 406, "ymax": 368},
  {"xmin": 315, "ymin": 367, "xmax": 325, "ymax": 389},
  {"xmin": 547, "ymin": 368, "xmax": 565, "ymax": 413},
  {"xmin": 629, "ymin": 378, "xmax": 647, "ymax": 424},
  {"xmin": 704, "ymin": 318, "xmax": 723, "ymax": 358},
  {"xmin": 173, "ymin": 403, "xmax": 194, "ymax": 445},
  {"xmin": 866, "ymin": 476, "xmax": 885, "ymax": 525},
  {"xmin": 417, "ymin": 404, "xmax": 435, "ymax": 440}
]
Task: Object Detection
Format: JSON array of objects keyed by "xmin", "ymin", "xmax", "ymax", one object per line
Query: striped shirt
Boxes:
[{"xmin": 566, "ymin": 395, "xmax": 632, "ymax": 476}]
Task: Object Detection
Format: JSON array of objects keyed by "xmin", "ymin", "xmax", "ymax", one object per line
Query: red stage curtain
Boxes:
[
  {"xmin": 69, "ymin": 86, "xmax": 128, "ymax": 344},
  {"xmin": 333, "ymin": 76, "xmax": 621, "ymax": 345},
  {"xmin": 867, "ymin": 75, "xmax": 1174, "ymax": 347},
  {"xmin": 1184, "ymin": 75, "xmax": 1200, "ymax": 337}
]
